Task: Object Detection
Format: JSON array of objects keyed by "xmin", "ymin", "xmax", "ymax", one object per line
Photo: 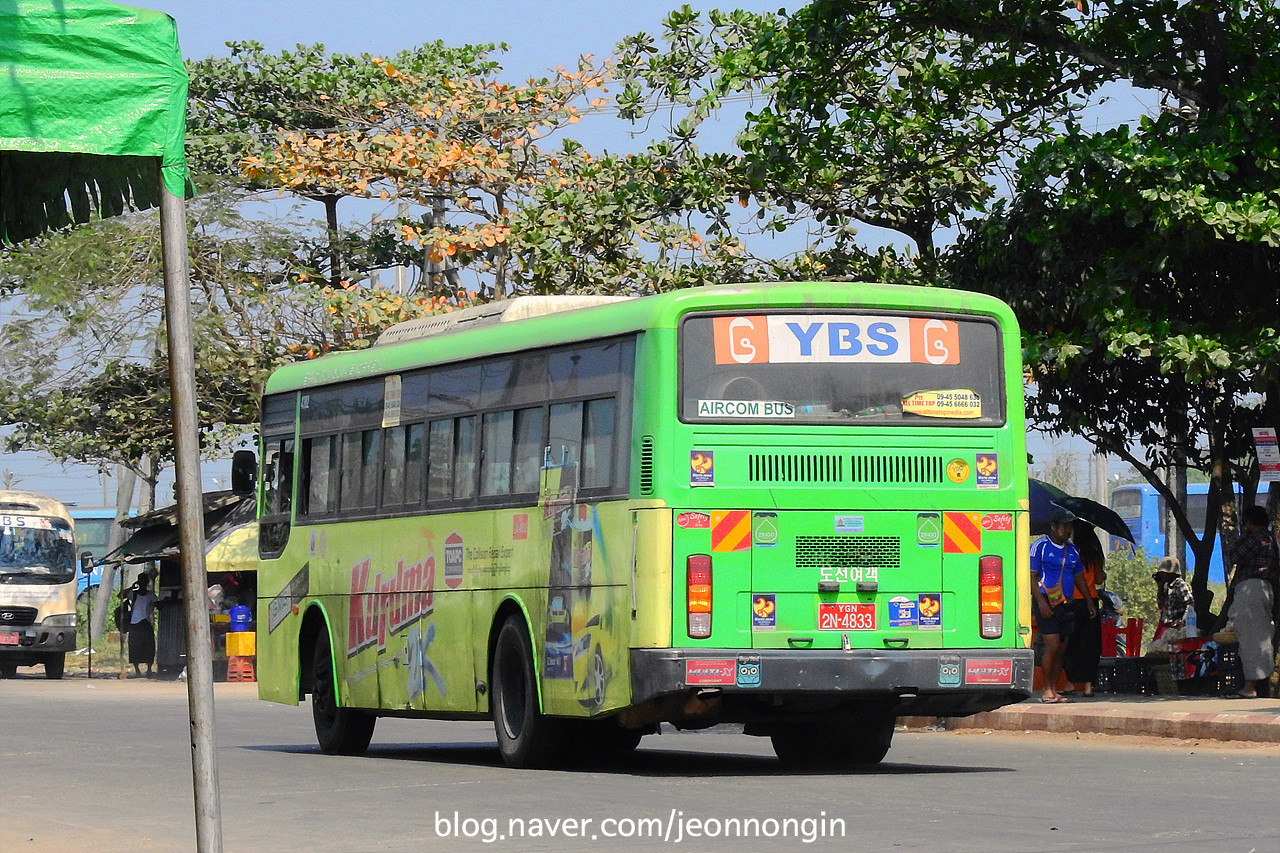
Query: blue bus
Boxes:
[
  {"xmin": 1108, "ymin": 483, "xmax": 1241, "ymax": 584},
  {"xmin": 70, "ymin": 508, "xmax": 127, "ymax": 599}
]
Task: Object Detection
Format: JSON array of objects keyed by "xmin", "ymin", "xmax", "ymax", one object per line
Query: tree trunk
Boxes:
[
  {"xmin": 323, "ymin": 194, "xmax": 342, "ymax": 286},
  {"xmin": 89, "ymin": 465, "xmax": 138, "ymax": 641}
]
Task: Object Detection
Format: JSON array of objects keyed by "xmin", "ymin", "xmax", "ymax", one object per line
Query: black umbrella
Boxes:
[{"xmin": 1029, "ymin": 479, "xmax": 1135, "ymax": 543}]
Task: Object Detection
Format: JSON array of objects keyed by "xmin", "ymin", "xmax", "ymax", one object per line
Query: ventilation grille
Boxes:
[
  {"xmin": 748, "ymin": 453, "xmax": 845, "ymax": 484},
  {"xmin": 795, "ymin": 536, "xmax": 901, "ymax": 569},
  {"xmin": 850, "ymin": 454, "xmax": 945, "ymax": 484},
  {"xmin": 639, "ymin": 435, "xmax": 655, "ymax": 495},
  {"xmin": 0, "ymin": 605, "xmax": 37, "ymax": 627}
]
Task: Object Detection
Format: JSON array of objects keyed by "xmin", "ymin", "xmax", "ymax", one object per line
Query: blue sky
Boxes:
[
  {"xmin": 4, "ymin": 0, "xmax": 1133, "ymax": 505},
  {"xmin": 6, "ymin": 1, "xmax": 802, "ymax": 506}
]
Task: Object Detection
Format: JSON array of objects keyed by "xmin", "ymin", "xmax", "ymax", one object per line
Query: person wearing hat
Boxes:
[
  {"xmin": 1031, "ymin": 507, "xmax": 1095, "ymax": 703},
  {"xmin": 1152, "ymin": 556, "xmax": 1193, "ymax": 641}
]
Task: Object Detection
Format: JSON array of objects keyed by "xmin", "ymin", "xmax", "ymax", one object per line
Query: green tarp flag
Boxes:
[{"xmin": 0, "ymin": 0, "xmax": 187, "ymax": 243}]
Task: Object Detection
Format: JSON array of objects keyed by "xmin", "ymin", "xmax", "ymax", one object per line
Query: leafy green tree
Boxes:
[
  {"xmin": 1103, "ymin": 548, "xmax": 1161, "ymax": 648},
  {"xmin": 933, "ymin": 0, "xmax": 1280, "ymax": 618},
  {"xmin": 0, "ymin": 191, "xmax": 332, "ymax": 477},
  {"xmin": 612, "ymin": 4, "xmax": 1078, "ymax": 279},
  {"xmin": 186, "ymin": 41, "xmax": 504, "ymax": 285}
]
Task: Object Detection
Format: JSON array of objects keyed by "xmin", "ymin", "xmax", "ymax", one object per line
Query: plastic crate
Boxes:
[
  {"xmin": 1100, "ymin": 656, "xmax": 1156, "ymax": 695},
  {"xmin": 1101, "ymin": 618, "xmax": 1144, "ymax": 657},
  {"xmin": 226, "ymin": 631, "xmax": 255, "ymax": 657},
  {"xmin": 1216, "ymin": 643, "xmax": 1243, "ymax": 695}
]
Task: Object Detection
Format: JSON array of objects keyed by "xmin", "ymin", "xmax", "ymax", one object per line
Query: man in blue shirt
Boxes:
[{"xmin": 1031, "ymin": 508, "xmax": 1095, "ymax": 703}]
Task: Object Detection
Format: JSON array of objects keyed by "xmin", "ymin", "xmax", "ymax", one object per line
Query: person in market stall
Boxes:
[
  {"xmin": 1063, "ymin": 521, "xmax": 1106, "ymax": 697},
  {"xmin": 1224, "ymin": 506, "xmax": 1279, "ymax": 699},
  {"xmin": 1153, "ymin": 556, "xmax": 1194, "ymax": 641},
  {"xmin": 121, "ymin": 571, "xmax": 158, "ymax": 678},
  {"xmin": 1031, "ymin": 508, "xmax": 1096, "ymax": 703}
]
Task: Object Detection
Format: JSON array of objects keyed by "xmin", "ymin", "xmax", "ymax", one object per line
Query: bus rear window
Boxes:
[{"xmin": 679, "ymin": 312, "xmax": 1005, "ymax": 425}]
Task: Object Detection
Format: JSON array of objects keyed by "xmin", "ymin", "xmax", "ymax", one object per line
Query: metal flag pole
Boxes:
[{"xmin": 159, "ymin": 177, "xmax": 224, "ymax": 852}]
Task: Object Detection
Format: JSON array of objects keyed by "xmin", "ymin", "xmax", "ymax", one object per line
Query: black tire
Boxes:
[
  {"xmin": 44, "ymin": 654, "xmax": 65, "ymax": 680},
  {"xmin": 570, "ymin": 717, "xmax": 646, "ymax": 761},
  {"xmin": 491, "ymin": 615, "xmax": 564, "ymax": 768},
  {"xmin": 771, "ymin": 712, "xmax": 895, "ymax": 769},
  {"xmin": 310, "ymin": 632, "xmax": 375, "ymax": 755},
  {"xmin": 0, "ymin": 662, "xmax": 17, "ymax": 678}
]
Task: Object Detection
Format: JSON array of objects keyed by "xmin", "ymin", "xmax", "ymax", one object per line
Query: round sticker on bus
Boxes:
[{"xmin": 946, "ymin": 459, "xmax": 971, "ymax": 484}]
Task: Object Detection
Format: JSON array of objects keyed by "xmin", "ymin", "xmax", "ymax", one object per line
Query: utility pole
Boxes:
[{"xmin": 160, "ymin": 175, "xmax": 223, "ymax": 852}]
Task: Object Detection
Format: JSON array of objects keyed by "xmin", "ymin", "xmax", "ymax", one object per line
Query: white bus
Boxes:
[{"xmin": 0, "ymin": 490, "xmax": 79, "ymax": 678}]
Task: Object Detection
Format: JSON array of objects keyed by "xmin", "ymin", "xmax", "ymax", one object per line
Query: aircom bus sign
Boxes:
[{"xmin": 713, "ymin": 315, "xmax": 960, "ymax": 366}]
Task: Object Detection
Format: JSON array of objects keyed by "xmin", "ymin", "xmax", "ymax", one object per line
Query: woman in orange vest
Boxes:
[{"xmin": 1063, "ymin": 520, "xmax": 1106, "ymax": 697}]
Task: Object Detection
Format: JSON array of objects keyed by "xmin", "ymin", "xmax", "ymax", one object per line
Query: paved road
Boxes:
[{"xmin": 3, "ymin": 676, "xmax": 1279, "ymax": 852}]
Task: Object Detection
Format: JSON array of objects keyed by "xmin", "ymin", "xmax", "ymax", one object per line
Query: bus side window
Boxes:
[
  {"xmin": 481, "ymin": 411, "xmax": 514, "ymax": 497},
  {"xmin": 359, "ymin": 429, "xmax": 381, "ymax": 509},
  {"xmin": 260, "ymin": 437, "xmax": 294, "ymax": 557},
  {"xmin": 301, "ymin": 436, "xmax": 337, "ymax": 516},
  {"xmin": 427, "ymin": 419, "xmax": 455, "ymax": 502},
  {"xmin": 549, "ymin": 402, "xmax": 583, "ymax": 469},
  {"xmin": 512, "ymin": 407, "xmax": 543, "ymax": 494},
  {"xmin": 454, "ymin": 416, "xmax": 478, "ymax": 501},
  {"xmin": 383, "ymin": 424, "xmax": 424, "ymax": 508},
  {"xmin": 383, "ymin": 424, "xmax": 407, "ymax": 506},
  {"xmin": 582, "ymin": 398, "xmax": 616, "ymax": 490},
  {"xmin": 339, "ymin": 433, "xmax": 362, "ymax": 512}
]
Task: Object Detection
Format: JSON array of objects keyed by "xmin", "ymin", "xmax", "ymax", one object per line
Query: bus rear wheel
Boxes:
[
  {"xmin": 0, "ymin": 662, "xmax": 16, "ymax": 678},
  {"xmin": 310, "ymin": 632, "xmax": 375, "ymax": 755},
  {"xmin": 771, "ymin": 711, "xmax": 895, "ymax": 769},
  {"xmin": 491, "ymin": 616, "xmax": 564, "ymax": 768},
  {"xmin": 44, "ymin": 654, "xmax": 65, "ymax": 679}
]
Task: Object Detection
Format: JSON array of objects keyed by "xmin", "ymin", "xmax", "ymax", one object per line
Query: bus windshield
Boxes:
[
  {"xmin": 0, "ymin": 517, "xmax": 76, "ymax": 583},
  {"xmin": 680, "ymin": 312, "xmax": 1006, "ymax": 425}
]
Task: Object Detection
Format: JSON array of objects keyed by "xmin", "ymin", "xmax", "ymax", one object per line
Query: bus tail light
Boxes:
[
  {"xmin": 687, "ymin": 555, "xmax": 712, "ymax": 639},
  {"xmin": 979, "ymin": 555, "xmax": 1003, "ymax": 639}
]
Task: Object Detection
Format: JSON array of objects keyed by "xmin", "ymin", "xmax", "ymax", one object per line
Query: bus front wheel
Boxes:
[
  {"xmin": 491, "ymin": 616, "xmax": 563, "ymax": 768},
  {"xmin": 44, "ymin": 654, "xmax": 65, "ymax": 679},
  {"xmin": 310, "ymin": 633, "xmax": 375, "ymax": 755}
]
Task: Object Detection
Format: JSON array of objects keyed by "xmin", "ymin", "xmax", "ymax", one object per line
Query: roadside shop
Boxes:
[{"xmin": 118, "ymin": 492, "xmax": 257, "ymax": 679}]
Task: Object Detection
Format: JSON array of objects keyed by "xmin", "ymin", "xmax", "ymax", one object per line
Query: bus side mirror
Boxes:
[
  {"xmin": 80, "ymin": 551, "xmax": 94, "ymax": 574},
  {"xmin": 231, "ymin": 450, "xmax": 257, "ymax": 496}
]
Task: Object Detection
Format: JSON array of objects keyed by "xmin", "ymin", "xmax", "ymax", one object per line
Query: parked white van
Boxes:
[{"xmin": 0, "ymin": 490, "xmax": 78, "ymax": 678}]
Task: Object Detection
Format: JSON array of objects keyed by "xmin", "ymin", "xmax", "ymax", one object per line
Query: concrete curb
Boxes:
[{"xmin": 904, "ymin": 697, "xmax": 1280, "ymax": 743}]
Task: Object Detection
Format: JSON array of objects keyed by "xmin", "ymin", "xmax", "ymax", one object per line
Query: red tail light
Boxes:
[
  {"xmin": 687, "ymin": 555, "xmax": 712, "ymax": 639},
  {"xmin": 979, "ymin": 555, "xmax": 1003, "ymax": 639}
]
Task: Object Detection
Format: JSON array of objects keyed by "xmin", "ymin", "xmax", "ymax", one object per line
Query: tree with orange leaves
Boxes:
[{"xmin": 244, "ymin": 55, "xmax": 608, "ymax": 301}]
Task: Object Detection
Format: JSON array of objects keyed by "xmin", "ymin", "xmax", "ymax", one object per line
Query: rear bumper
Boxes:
[{"xmin": 631, "ymin": 647, "xmax": 1034, "ymax": 718}]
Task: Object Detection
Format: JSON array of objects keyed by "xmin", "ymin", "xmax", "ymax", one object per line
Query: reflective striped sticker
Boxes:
[
  {"xmin": 710, "ymin": 510, "xmax": 752, "ymax": 552},
  {"xmin": 943, "ymin": 512, "xmax": 982, "ymax": 553}
]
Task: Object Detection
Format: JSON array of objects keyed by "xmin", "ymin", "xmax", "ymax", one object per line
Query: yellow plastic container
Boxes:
[{"xmin": 226, "ymin": 631, "xmax": 256, "ymax": 657}]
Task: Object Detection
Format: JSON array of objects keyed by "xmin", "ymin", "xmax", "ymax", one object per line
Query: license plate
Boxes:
[
  {"xmin": 0, "ymin": 632, "xmax": 18, "ymax": 645},
  {"xmin": 818, "ymin": 602, "xmax": 875, "ymax": 631}
]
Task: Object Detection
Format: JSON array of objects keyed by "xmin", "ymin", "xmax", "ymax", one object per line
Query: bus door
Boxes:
[{"xmin": 746, "ymin": 511, "xmax": 943, "ymax": 651}]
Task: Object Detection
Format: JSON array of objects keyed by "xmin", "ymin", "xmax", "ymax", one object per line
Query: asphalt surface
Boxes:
[{"xmin": 6, "ymin": 675, "xmax": 1280, "ymax": 852}]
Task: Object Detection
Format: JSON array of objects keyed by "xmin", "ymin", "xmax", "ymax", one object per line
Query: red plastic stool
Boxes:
[{"xmin": 227, "ymin": 656, "xmax": 256, "ymax": 682}]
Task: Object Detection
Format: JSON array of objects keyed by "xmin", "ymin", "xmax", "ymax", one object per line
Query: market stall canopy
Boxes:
[
  {"xmin": 0, "ymin": 0, "xmax": 188, "ymax": 243},
  {"xmin": 119, "ymin": 492, "xmax": 256, "ymax": 571},
  {"xmin": 1029, "ymin": 478, "xmax": 1135, "ymax": 543}
]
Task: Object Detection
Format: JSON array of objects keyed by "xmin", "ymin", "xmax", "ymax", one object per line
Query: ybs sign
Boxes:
[{"xmin": 713, "ymin": 315, "xmax": 960, "ymax": 366}]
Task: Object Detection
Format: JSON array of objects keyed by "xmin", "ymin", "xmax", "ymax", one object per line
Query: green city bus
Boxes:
[{"xmin": 255, "ymin": 282, "xmax": 1033, "ymax": 768}]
